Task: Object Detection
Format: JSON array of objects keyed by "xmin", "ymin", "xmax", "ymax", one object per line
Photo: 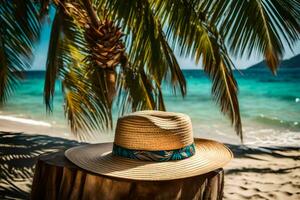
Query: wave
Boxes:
[
  {"xmin": 243, "ymin": 129, "xmax": 300, "ymax": 147},
  {"xmin": 253, "ymin": 114, "xmax": 300, "ymax": 130},
  {"xmin": 0, "ymin": 115, "xmax": 52, "ymax": 127}
]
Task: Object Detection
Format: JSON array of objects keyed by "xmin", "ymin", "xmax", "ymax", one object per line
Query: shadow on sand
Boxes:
[
  {"xmin": 225, "ymin": 144, "xmax": 300, "ymax": 175},
  {"xmin": 226, "ymin": 143, "xmax": 300, "ymax": 160},
  {"xmin": 0, "ymin": 131, "xmax": 79, "ymax": 199},
  {"xmin": 0, "ymin": 132, "xmax": 299, "ymax": 199}
]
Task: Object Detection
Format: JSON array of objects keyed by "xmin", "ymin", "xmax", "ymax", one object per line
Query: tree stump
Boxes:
[{"xmin": 31, "ymin": 151, "xmax": 225, "ymax": 200}]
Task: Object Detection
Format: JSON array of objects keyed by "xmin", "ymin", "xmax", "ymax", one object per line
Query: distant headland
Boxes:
[{"xmin": 247, "ymin": 54, "xmax": 300, "ymax": 70}]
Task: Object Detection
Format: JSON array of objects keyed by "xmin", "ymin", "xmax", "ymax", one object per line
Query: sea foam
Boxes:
[{"xmin": 0, "ymin": 115, "xmax": 52, "ymax": 127}]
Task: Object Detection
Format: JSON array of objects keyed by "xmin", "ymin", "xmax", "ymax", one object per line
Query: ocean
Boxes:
[{"xmin": 0, "ymin": 69, "xmax": 299, "ymax": 146}]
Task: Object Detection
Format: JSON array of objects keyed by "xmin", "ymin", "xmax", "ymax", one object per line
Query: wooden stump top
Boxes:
[{"xmin": 31, "ymin": 151, "xmax": 224, "ymax": 200}]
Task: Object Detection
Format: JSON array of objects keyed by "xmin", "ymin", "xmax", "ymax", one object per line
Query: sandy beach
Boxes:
[
  {"xmin": 0, "ymin": 120, "xmax": 299, "ymax": 200},
  {"xmin": 224, "ymin": 145, "xmax": 300, "ymax": 200}
]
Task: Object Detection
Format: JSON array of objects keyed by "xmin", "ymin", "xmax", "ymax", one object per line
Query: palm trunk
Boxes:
[
  {"xmin": 82, "ymin": 0, "xmax": 120, "ymax": 107},
  {"xmin": 82, "ymin": 0, "xmax": 100, "ymax": 27}
]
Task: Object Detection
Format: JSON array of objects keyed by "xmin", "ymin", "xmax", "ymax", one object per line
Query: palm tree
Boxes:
[{"xmin": 0, "ymin": 0, "xmax": 299, "ymax": 141}]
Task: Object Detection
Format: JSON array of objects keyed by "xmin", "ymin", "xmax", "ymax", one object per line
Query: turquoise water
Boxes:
[{"xmin": 1, "ymin": 69, "xmax": 299, "ymax": 145}]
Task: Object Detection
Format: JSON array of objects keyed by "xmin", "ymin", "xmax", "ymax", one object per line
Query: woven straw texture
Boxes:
[
  {"xmin": 65, "ymin": 138, "xmax": 233, "ymax": 180},
  {"xmin": 114, "ymin": 110, "xmax": 193, "ymax": 150},
  {"xmin": 65, "ymin": 111, "xmax": 233, "ymax": 180}
]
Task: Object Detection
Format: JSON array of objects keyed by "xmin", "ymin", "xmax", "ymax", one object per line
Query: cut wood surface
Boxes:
[{"xmin": 31, "ymin": 151, "xmax": 224, "ymax": 200}]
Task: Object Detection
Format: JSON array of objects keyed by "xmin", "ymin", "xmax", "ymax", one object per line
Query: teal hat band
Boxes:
[{"xmin": 112, "ymin": 143, "xmax": 196, "ymax": 162}]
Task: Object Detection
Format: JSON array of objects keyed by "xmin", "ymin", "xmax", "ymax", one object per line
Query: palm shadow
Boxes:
[
  {"xmin": 226, "ymin": 143, "xmax": 300, "ymax": 160},
  {"xmin": 1, "ymin": 132, "xmax": 299, "ymax": 199},
  {"xmin": 225, "ymin": 143, "xmax": 300, "ymax": 175},
  {"xmin": 0, "ymin": 131, "xmax": 80, "ymax": 199}
]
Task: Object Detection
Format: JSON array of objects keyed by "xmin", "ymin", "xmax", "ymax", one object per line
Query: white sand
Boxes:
[
  {"xmin": 0, "ymin": 116, "xmax": 72, "ymax": 139},
  {"xmin": 0, "ymin": 119, "xmax": 299, "ymax": 199},
  {"xmin": 224, "ymin": 146, "xmax": 300, "ymax": 200}
]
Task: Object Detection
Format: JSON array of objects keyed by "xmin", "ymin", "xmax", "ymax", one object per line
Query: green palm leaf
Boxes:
[
  {"xmin": 44, "ymin": 7, "xmax": 63, "ymax": 111},
  {"xmin": 152, "ymin": 0, "xmax": 243, "ymax": 140},
  {"xmin": 101, "ymin": 0, "xmax": 186, "ymax": 114},
  {"xmin": 44, "ymin": 1, "xmax": 112, "ymax": 137},
  {"xmin": 62, "ymin": 63, "xmax": 110, "ymax": 140},
  {"xmin": 207, "ymin": 0, "xmax": 300, "ymax": 73},
  {"xmin": 0, "ymin": 0, "xmax": 40, "ymax": 104}
]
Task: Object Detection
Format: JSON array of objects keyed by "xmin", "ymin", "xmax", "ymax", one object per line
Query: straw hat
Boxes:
[{"xmin": 65, "ymin": 110, "xmax": 233, "ymax": 181}]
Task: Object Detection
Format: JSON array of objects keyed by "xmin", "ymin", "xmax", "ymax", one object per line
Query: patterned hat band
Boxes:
[{"xmin": 112, "ymin": 143, "xmax": 196, "ymax": 162}]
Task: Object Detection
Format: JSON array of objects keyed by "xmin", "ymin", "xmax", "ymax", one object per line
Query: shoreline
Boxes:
[
  {"xmin": 0, "ymin": 117, "xmax": 73, "ymax": 140},
  {"xmin": 1, "ymin": 114, "xmax": 299, "ymax": 147},
  {"xmin": 0, "ymin": 116, "xmax": 115, "ymax": 143}
]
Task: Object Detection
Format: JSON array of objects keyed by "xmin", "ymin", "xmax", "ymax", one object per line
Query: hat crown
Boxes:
[{"xmin": 114, "ymin": 110, "xmax": 194, "ymax": 151}]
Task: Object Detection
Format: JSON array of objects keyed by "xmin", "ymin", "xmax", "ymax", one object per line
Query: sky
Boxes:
[{"xmin": 31, "ymin": 11, "xmax": 300, "ymax": 71}]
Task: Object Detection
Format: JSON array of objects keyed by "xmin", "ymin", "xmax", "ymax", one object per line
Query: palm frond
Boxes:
[
  {"xmin": 101, "ymin": 0, "xmax": 186, "ymax": 114},
  {"xmin": 43, "ymin": 3, "xmax": 87, "ymax": 111},
  {"xmin": 119, "ymin": 66, "xmax": 156, "ymax": 112},
  {"xmin": 0, "ymin": 34, "xmax": 11, "ymax": 104},
  {"xmin": 152, "ymin": 0, "xmax": 243, "ymax": 140},
  {"xmin": 0, "ymin": 0, "xmax": 40, "ymax": 104},
  {"xmin": 62, "ymin": 63, "xmax": 111, "ymax": 141},
  {"xmin": 44, "ymin": 7, "xmax": 63, "ymax": 111},
  {"xmin": 43, "ymin": 1, "xmax": 113, "ymax": 138},
  {"xmin": 206, "ymin": 0, "xmax": 300, "ymax": 73}
]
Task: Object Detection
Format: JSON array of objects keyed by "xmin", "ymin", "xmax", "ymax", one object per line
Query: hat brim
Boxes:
[{"xmin": 65, "ymin": 138, "xmax": 233, "ymax": 181}]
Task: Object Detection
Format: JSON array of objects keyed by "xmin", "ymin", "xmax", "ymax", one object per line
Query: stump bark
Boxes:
[{"xmin": 31, "ymin": 151, "xmax": 224, "ymax": 200}]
